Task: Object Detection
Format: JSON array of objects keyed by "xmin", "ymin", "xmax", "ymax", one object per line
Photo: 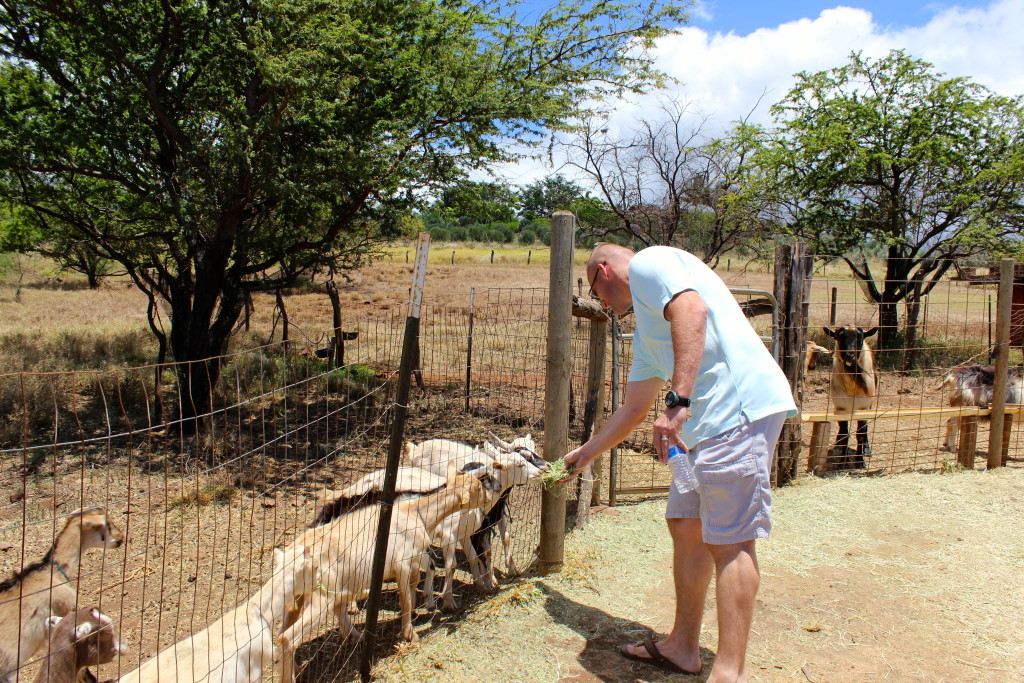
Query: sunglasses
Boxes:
[{"xmin": 587, "ymin": 263, "xmax": 606, "ymax": 301}]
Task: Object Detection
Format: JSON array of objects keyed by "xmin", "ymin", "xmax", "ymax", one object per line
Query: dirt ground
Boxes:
[{"xmin": 374, "ymin": 467, "xmax": 1024, "ymax": 683}]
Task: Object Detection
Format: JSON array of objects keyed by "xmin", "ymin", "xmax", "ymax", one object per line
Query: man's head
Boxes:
[{"xmin": 587, "ymin": 243, "xmax": 635, "ymax": 315}]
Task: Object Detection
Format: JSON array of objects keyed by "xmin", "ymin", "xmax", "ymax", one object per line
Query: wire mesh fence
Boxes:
[
  {"xmin": 0, "ymin": 286, "xmax": 599, "ymax": 683},
  {"xmin": 607, "ymin": 257, "xmax": 1024, "ymax": 499}
]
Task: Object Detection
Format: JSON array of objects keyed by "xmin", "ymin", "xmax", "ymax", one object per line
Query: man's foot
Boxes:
[{"xmin": 619, "ymin": 639, "xmax": 702, "ymax": 675}]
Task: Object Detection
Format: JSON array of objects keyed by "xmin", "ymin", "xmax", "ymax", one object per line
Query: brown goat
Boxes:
[
  {"xmin": 0, "ymin": 508, "xmax": 125, "ymax": 683},
  {"xmin": 32, "ymin": 607, "xmax": 124, "ymax": 683},
  {"xmin": 824, "ymin": 326, "xmax": 878, "ymax": 469}
]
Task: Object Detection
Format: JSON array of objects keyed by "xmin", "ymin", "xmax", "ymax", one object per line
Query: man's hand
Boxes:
[
  {"xmin": 560, "ymin": 446, "xmax": 588, "ymax": 484},
  {"xmin": 652, "ymin": 405, "xmax": 689, "ymax": 464}
]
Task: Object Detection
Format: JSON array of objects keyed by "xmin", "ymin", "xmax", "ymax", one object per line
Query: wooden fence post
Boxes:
[
  {"xmin": 988, "ymin": 258, "xmax": 1014, "ymax": 469},
  {"xmin": 773, "ymin": 243, "xmax": 812, "ymax": 484},
  {"xmin": 539, "ymin": 210, "xmax": 574, "ymax": 573},
  {"xmin": 577, "ymin": 315, "xmax": 609, "ymax": 525},
  {"xmin": 608, "ymin": 316, "xmax": 621, "ymax": 507}
]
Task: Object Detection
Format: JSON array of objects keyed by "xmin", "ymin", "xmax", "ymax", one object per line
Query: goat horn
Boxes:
[{"xmin": 486, "ymin": 431, "xmax": 511, "ymax": 450}]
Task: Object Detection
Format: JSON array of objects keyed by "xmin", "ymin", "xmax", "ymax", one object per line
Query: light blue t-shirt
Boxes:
[{"xmin": 628, "ymin": 246, "xmax": 797, "ymax": 449}]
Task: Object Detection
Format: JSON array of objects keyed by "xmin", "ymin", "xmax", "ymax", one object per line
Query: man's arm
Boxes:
[
  {"xmin": 653, "ymin": 290, "xmax": 707, "ymax": 460},
  {"xmin": 562, "ymin": 376, "xmax": 663, "ymax": 475}
]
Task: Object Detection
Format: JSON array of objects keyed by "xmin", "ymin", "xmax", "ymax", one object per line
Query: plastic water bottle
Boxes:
[{"xmin": 667, "ymin": 444, "xmax": 699, "ymax": 494}]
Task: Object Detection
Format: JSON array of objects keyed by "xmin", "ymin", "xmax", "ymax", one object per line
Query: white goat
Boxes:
[
  {"xmin": 276, "ymin": 463, "xmax": 503, "ymax": 683},
  {"xmin": 421, "ymin": 448, "xmax": 546, "ymax": 611},
  {"xmin": 939, "ymin": 363, "xmax": 1024, "ymax": 450},
  {"xmin": 410, "ymin": 432, "xmax": 545, "ymax": 589},
  {"xmin": 33, "ymin": 607, "xmax": 125, "ymax": 683},
  {"xmin": 0, "ymin": 508, "xmax": 125, "ymax": 683},
  {"xmin": 117, "ymin": 545, "xmax": 314, "ymax": 683},
  {"xmin": 311, "ymin": 466, "xmax": 444, "ymax": 526}
]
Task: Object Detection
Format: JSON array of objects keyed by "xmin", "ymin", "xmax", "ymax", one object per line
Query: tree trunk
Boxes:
[
  {"xmin": 877, "ymin": 253, "xmax": 911, "ymax": 365},
  {"xmin": 167, "ymin": 243, "xmax": 246, "ymax": 432}
]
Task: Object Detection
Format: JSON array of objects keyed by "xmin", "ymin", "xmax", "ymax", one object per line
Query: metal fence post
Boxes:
[
  {"xmin": 988, "ymin": 258, "xmax": 1014, "ymax": 469},
  {"xmin": 360, "ymin": 232, "xmax": 430, "ymax": 681},
  {"xmin": 538, "ymin": 210, "xmax": 574, "ymax": 573},
  {"xmin": 464, "ymin": 288, "xmax": 475, "ymax": 413}
]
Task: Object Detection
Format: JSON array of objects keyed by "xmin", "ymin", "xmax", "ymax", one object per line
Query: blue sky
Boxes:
[
  {"xmin": 688, "ymin": 0, "xmax": 994, "ymax": 36},
  {"xmin": 495, "ymin": 0, "xmax": 1024, "ymax": 186}
]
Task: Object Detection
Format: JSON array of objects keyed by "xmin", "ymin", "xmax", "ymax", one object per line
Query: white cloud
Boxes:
[{"xmin": 489, "ymin": 0, "xmax": 1024, "ymax": 188}]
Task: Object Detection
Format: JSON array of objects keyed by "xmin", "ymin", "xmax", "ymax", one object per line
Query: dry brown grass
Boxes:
[{"xmin": 374, "ymin": 468, "xmax": 1024, "ymax": 682}]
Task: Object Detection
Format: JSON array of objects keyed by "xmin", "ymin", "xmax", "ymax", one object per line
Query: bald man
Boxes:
[{"xmin": 563, "ymin": 243, "xmax": 796, "ymax": 683}]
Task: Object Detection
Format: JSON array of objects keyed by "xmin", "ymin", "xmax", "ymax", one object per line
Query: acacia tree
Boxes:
[
  {"xmin": 758, "ymin": 50, "xmax": 1024, "ymax": 361},
  {"xmin": 0, "ymin": 0, "xmax": 685, "ymax": 424},
  {"xmin": 563, "ymin": 97, "xmax": 770, "ymax": 265}
]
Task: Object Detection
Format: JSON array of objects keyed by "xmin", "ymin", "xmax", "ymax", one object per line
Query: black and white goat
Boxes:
[
  {"xmin": 939, "ymin": 363, "xmax": 1024, "ymax": 450},
  {"xmin": 823, "ymin": 326, "xmax": 878, "ymax": 469}
]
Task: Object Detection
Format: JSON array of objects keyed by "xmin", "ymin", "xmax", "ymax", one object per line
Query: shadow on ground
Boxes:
[{"xmin": 539, "ymin": 584, "xmax": 710, "ymax": 682}]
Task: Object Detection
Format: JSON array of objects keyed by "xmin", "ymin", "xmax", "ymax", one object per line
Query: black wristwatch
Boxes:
[{"xmin": 665, "ymin": 391, "xmax": 691, "ymax": 409}]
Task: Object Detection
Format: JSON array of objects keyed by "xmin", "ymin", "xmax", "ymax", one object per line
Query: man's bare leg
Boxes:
[
  {"xmin": 622, "ymin": 517, "xmax": 709, "ymax": 673},
  {"xmin": 705, "ymin": 540, "xmax": 759, "ymax": 683}
]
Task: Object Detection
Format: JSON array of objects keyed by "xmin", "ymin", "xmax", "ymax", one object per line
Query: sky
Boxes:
[{"xmin": 491, "ymin": 0, "xmax": 1024, "ymax": 187}]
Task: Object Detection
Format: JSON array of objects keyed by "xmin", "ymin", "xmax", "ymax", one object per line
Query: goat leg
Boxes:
[
  {"xmin": 498, "ymin": 512, "xmax": 519, "ymax": 578},
  {"xmin": 397, "ymin": 564, "xmax": 420, "ymax": 643},
  {"xmin": 440, "ymin": 539, "xmax": 459, "ymax": 612},
  {"xmin": 854, "ymin": 420, "xmax": 870, "ymax": 466},
  {"xmin": 278, "ymin": 591, "xmax": 332, "ymax": 683}
]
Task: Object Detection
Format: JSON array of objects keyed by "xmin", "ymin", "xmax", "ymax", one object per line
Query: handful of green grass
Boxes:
[{"xmin": 542, "ymin": 457, "xmax": 574, "ymax": 490}]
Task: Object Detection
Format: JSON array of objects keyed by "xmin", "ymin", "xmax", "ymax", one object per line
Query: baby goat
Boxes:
[
  {"xmin": 33, "ymin": 608, "xmax": 124, "ymax": 683},
  {"xmin": 0, "ymin": 508, "xmax": 124, "ymax": 683},
  {"xmin": 823, "ymin": 326, "xmax": 878, "ymax": 470},
  {"xmin": 276, "ymin": 463, "xmax": 503, "ymax": 683},
  {"xmin": 118, "ymin": 545, "xmax": 314, "ymax": 683},
  {"xmin": 939, "ymin": 363, "xmax": 1024, "ymax": 450}
]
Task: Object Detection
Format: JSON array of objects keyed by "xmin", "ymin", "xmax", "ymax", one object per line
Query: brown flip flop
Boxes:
[{"xmin": 618, "ymin": 638, "xmax": 702, "ymax": 675}]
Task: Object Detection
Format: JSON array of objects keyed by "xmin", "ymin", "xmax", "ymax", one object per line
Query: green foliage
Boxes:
[
  {"xmin": 0, "ymin": 0, "xmax": 687, "ymax": 412},
  {"xmin": 519, "ymin": 175, "xmax": 587, "ymax": 219},
  {"xmin": 758, "ymin": 49, "xmax": 1024, "ymax": 349},
  {"xmin": 518, "ymin": 228, "xmax": 537, "ymax": 245}
]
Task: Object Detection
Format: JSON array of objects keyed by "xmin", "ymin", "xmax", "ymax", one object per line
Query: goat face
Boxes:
[
  {"xmin": 823, "ymin": 326, "xmax": 877, "ymax": 372},
  {"xmin": 77, "ymin": 508, "xmax": 125, "ymax": 550},
  {"xmin": 487, "ymin": 450, "xmax": 546, "ymax": 488},
  {"xmin": 46, "ymin": 607, "xmax": 125, "ymax": 666},
  {"xmin": 450, "ymin": 462, "xmax": 503, "ymax": 509}
]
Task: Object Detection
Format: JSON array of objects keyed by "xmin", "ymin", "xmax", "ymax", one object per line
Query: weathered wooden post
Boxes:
[
  {"xmin": 326, "ymin": 280, "xmax": 344, "ymax": 368},
  {"xmin": 773, "ymin": 243, "xmax": 812, "ymax": 484},
  {"xmin": 608, "ymin": 315, "xmax": 621, "ymax": 507},
  {"xmin": 988, "ymin": 258, "xmax": 1014, "ymax": 469},
  {"xmin": 538, "ymin": 210, "xmax": 574, "ymax": 573},
  {"xmin": 572, "ymin": 297, "xmax": 610, "ymax": 525}
]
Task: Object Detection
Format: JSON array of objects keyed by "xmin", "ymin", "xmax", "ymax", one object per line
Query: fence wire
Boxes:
[
  {"xmin": 609, "ymin": 258, "xmax": 1024, "ymax": 498},
  {"xmin": 0, "ymin": 289, "xmax": 593, "ymax": 683}
]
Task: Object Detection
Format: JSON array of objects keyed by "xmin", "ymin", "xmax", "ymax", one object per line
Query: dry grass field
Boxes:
[{"xmin": 1, "ymin": 243, "xmax": 1020, "ymax": 682}]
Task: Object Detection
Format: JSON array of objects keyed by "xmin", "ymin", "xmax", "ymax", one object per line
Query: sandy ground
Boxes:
[{"xmin": 374, "ymin": 467, "xmax": 1024, "ymax": 683}]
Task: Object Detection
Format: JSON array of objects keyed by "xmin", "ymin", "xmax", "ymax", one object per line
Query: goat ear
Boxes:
[
  {"xmin": 273, "ymin": 547, "xmax": 285, "ymax": 566},
  {"xmin": 445, "ymin": 460, "xmax": 457, "ymax": 485},
  {"xmin": 864, "ymin": 327, "xmax": 879, "ymax": 338},
  {"xmin": 490, "ymin": 461, "xmax": 504, "ymax": 471},
  {"xmin": 823, "ymin": 327, "xmax": 835, "ymax": 338},
  {"xmin": 74, "ymin": 622, "xmax": 94, "ymax": 639},
  {"xmin": 45, "ymin": 616, "xmax": 62, "ymax": 631}
]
